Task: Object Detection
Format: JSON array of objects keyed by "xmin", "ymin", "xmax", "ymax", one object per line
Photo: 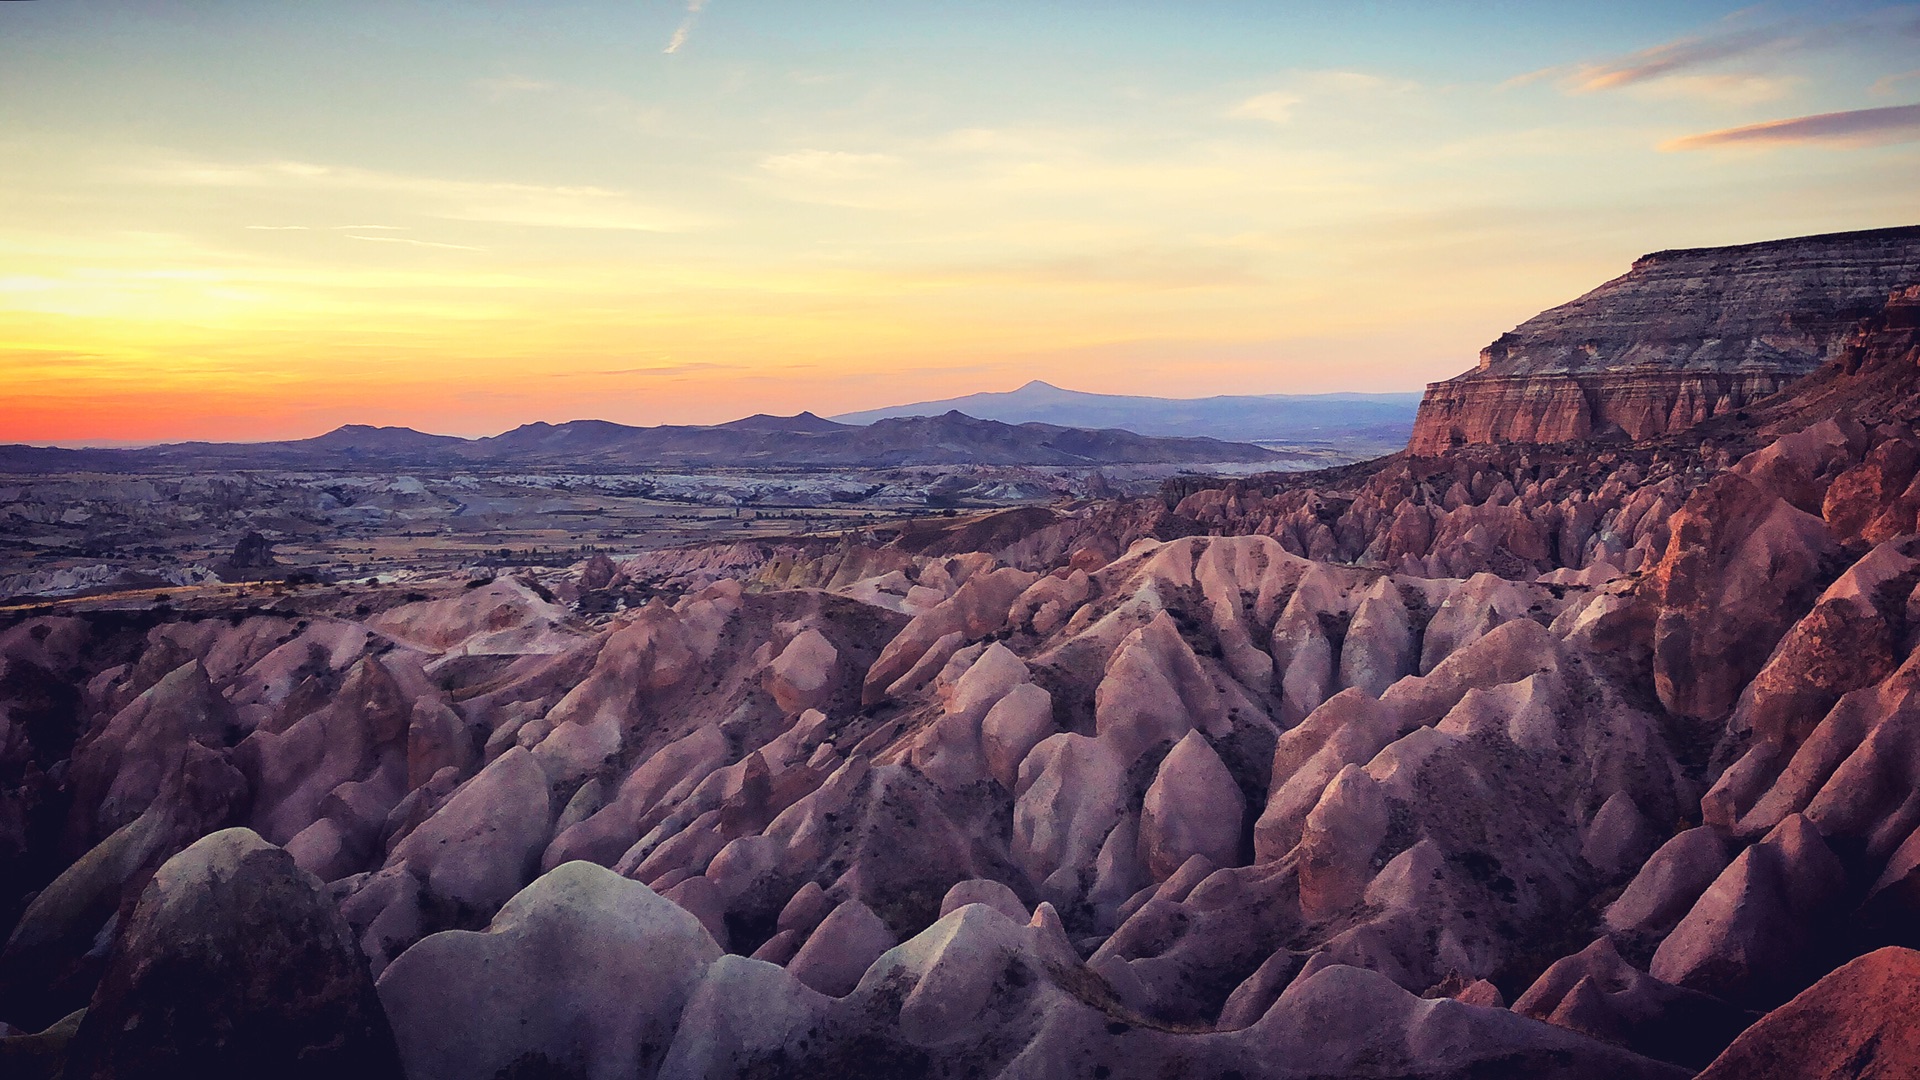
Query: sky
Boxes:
[{"xmin": 2, "ymin": 1, "xmax": 1918, "ymax": 444}]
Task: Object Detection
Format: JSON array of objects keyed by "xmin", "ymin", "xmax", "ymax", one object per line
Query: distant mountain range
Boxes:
[
  {"xmin": 832, "ymin": 381, "xmax": 1421, "ymax": 444},
  {"xmin": 0, "ymin": 411, "xmax": 1289, "ymax": 472}
]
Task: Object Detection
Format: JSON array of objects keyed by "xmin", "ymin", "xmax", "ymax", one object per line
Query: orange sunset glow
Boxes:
[{"xmin": 4, "ymin": 1, "xmax": 1918, "ymax": 444}]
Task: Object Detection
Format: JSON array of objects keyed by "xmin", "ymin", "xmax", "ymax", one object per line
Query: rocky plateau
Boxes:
[{"xmin": 1410, "ymin": 225, "xmax": 1920, "ymax": 453}]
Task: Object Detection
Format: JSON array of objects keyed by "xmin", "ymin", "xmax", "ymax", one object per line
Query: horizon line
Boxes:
[{"xmin": 10, "ymin": 380, "xmax": 1427, "ymax": 451}]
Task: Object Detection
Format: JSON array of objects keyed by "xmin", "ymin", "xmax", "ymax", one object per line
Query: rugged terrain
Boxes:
[
  {"xmin": 1410, "ymin": 224, "xmax": 1920, "ymax": 453},
  {"xmin": 0, "ymin": 462, "xmax": 1251, "ymax": 605},
  {"xmin": 5, "ymin": 280, "xmax": 1920, "ymax": 1076},
  {"xmin": 0, "ymin": 411, "xmax": 1323, "ymax": 606}
]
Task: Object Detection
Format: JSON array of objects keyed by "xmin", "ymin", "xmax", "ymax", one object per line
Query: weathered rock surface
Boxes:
[
  {"xmin": 64, "ymin": 829, "xmax": 403, "ymax": 1080},
  {"xmin": 1649, "ymin": 815, "xmax": 1845, "ymax": 1005},
  {"xmin": 386, "ymin": 745, "xmax": 553, "ymax": 918},
  {"xmin": 1514, "ymin": 937, "xmax": 1750, "ymax": 1068},
  {"xmin": 378, "ymin": 861, "xmax": 721, "ymax": 1080},
  {"xmin": 1644, "ymin": 472, "xmax": 1837, "ymax": 719},
  {"xmin": 0, "ymin": 740, "xmax": 247, "ymax": 1027},
  {"xmin": 1411, "ymin": 225, "xmax": 1920, "ymax": 452},
  {"xmin": 1139, "ymin": 730, "xmax": 1245, "ymax": 879},
  {"xmin": 1695, "ymin": 946, "xmax": 1920, "ymax": 1079},
  {"xmin": 785, "ymin": 898, "xmax": 898, "ymax": 997}
]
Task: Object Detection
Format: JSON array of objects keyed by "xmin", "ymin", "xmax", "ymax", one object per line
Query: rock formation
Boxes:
[
  {"xmin": 63, "ymin": 829, "xmax": 403, "ymax": 1080},
  {"xmin": 4, "ymin": 263, "xmax": 1920, "ymax": 1078},
  {"xmin": 1694, "ymin": 946, "xmax": 1920, "ymax": 1078},
  {"xmin": 1410, "ymin": 225, "xmax": 1920, "ymax": 452}
]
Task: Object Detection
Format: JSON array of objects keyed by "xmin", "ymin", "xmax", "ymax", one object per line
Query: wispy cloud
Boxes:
[
  {"xmin": 1663, "ymin": 102, "xmax": 1920, "ymax": 150},
  {"xmin": 1230, "ymin": 91, "xmax": 1302, "ymax": 124},
  {"xmin": 332, "ymin": 224, "xmax": 408, "ymax": 230},
  {"xmin": 1551, "ymin": 27, "xmax": 1792, "ymax": 93},
  {"xmin": 758, "ymin": 150, "xmax": 900, "ymax": 181},
  {"xmin": 245, "ymin": 225, "xmax": 308, "ymax": 231},
  {"xmin": 542, "ymin": 362, "xmax": 740, "ymax": 379},
  {"xmin": 345, "ymin": 234, "xmax": 485, "ymax": 251},
  {"xmin": 664, "ymin": 0, "xmax": 710, "ymax": 55},
  {"xmin": 1874, "ymin": 69, "xmax": 1920, "ymax": 97},
  {"xmin": 476, "ymin": 74, "xmax": 554, "ymax": 97},
  {"xmin": 138, "ymin": 158, "xmax": 702, "ymax": 232},
  {"xmin": 1621, "ymin": 73, "xmax": 1800, "ymax": 105},
  {"xmin": 1229, "ymin": 71, "xmax": 1419, "ymax": 124},
  {"xmin": 1518, "ymin": 9, "xmax": 1920, "ymax": 100},
  {"xmin": 470, "ymin": 75, "xmax": 662, "ymax": 131}
]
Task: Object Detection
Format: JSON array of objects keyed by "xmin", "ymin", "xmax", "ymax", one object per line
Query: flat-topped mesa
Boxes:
[{"xmin": 1410, "ymin": 225, "xmax": 1920, "ymax": 454}]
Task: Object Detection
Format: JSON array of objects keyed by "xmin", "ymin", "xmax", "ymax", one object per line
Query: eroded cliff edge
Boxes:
[{"xmin": 1410, "ymin": 225, "xmax": 1920, "ymax": 453}]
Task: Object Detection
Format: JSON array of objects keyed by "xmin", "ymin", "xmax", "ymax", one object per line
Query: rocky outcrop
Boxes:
[
  {"xmin": 1412, "ymin": 369, "xmax": 1792, "ymax": 452},
  {"xmin": 64, "ymin": 829, "xmax": 403, "ymax": 1080},
  {"xmin": 1695, "ymin": 946, "xmax": 1920, "ymax": 1078},
  {"xmin": 377, "ymin": 861, "xmax": 720, "ymax": 1080},
  {"xmin": 1411, "ymin": 225, "xmax": 1920, "ymax": 453}
]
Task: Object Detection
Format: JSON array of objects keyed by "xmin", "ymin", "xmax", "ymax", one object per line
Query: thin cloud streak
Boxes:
[
  {"xmin": 1664, "ymin": 103, "xmax": 1920, "ymax": 150},
  {"xmin": 664, "ymin": 0, "xmax": 710, "ymax": 55},
  {"xmin": 541, "ymin": 362, "xmax": 740, "ymax": 379},
  {"xmin": 345, "ymin": 234, "xmax": 486, "ymax": 251},
  {"xmin": 1873, "ymin": 70, "xmax": 1920, "ymax": 97},
  {"xmin": 1562, "ymin": 27, "xmax": 1790, "ymax": 93},
  {"xmin": 1230, "ymin": 71, "xmax": 1419, "ymax": 124},
  {"xmin": 1518, "ymin": 9, "xmax": 1920, "ymax": 98},
  {"xmin": 137, "ymin": 157, "xmax": 703, "ymax": 232},
  {"xmin": 758, "ymin": 149, "xmax": 900, "ymax": 181},
  {"xmin": 1230, "ymin": 91, "xmax": 1302, "ymax": 124}
]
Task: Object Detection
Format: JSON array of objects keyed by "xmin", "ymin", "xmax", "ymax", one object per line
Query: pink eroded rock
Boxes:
[
  {"xmin": 1294, "ymin": 763, "xmax": 1390, "ymax": 923},
  {"xmin": 377, "ymin": 862, "xmax": 720, "ymax": 1080},
  {"xmin": 863, "ymin": 567, "xmax": 1037, "ymax": 703},
  {"xmin": 1338, "ymin": 576, "xmax": 1416, "ymax": 697},
  {"xmin": 938, "ymin": 878, "xmax": 1028, "ymax": 923},
  {"xmin": 980, "ymin": 681, "xmax": 1054, "ymax": 791},
  {"xmin": 387, "ymin": 746, "xmax": 554, "ymax": 918},
  {"xmin": 67, "ymin": 660, "xmax": 236, "ymax": 846},
  {"xmin": 767, "ymin": 628, "xmax": 838, "ymax": 714},
  {"xmin": 1138, "ymin": 731, "xmax": 1244, "ymax": 881},
  {"xmin": 785, "ymin": 899, "xmax": 897, "ymax": 997},
  {"xmin": 1093, "ymin": 611, "xmax": 1226, "ymax": 760},
  {"xmin": 1650, "ymin": 814, "xmax": 1844, "ymax": 1005},
  {"xmin": 1643, "ymin": 473, "xmax": 1837, "ymax": 720},
  {"xmin": 1604, "ymin": 827, "xmax": 1735, "ymax": 941},
  {"xmin": 1695, "ymin": 946, "xmax": 1920, "ymax": 1079}
]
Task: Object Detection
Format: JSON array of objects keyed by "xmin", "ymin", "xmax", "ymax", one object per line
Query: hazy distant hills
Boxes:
[
  {"xmin": 832, "ymin": 380, "xmax": 1422, "ymax": 444},
  {"xmin": 2, "ymin": 383, "xmax": 1424, "ymax": 473},
  {"xmin": 0, "ymin": 411, "xmax": 1289, "ymax": 472}
]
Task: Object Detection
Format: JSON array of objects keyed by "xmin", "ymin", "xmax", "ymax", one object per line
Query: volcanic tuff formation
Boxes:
[
  {"xmin": 1410, "ymin": 225, "xmax": 1920, "ymax": 453},
  {"xmin": 7, "ymin": 286, "xmax": 1920, "ymax": 1077}
]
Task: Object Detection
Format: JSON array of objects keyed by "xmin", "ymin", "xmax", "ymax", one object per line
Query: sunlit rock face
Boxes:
[{"xmin": 1410, "ymin": 225, "xmax": 1920, "ymax": 453}]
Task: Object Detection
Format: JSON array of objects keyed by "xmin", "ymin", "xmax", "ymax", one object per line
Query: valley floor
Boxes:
[{"xmin": 0, "ymin": 458, "xmax": 1336, "ymax": 606}]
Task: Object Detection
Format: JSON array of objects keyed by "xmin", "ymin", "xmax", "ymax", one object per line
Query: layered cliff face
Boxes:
[{"xmin": 1410, "ymin": 225, "xmax": 1920, "ymax": 453}]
